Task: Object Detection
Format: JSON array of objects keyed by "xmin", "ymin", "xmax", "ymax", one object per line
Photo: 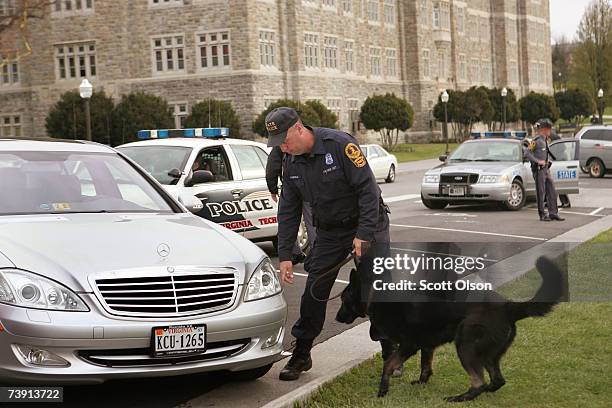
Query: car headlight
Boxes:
[
  {"xmin": 244, "ymin": 258, "xmax": 282, "ymax": 302},
  {"xmin": 0, "ymin": 269, "xmax": 89, "ymax": 311},
  {"xmin": 423, "ymin": 174, "xmax": 440, "ymax": 183},
  {"xmin": 479, "ymin": 175, "xmax": 499, "ymax": 183}
]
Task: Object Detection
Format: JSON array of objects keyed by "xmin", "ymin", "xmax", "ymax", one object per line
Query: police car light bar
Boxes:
[
  {"xmin": 470, "ymin": 131, "xmax": 527, "ymax": 140},
  {"xmin": 137, "ymin": 128, "xmax": 230, "ymax": 139}
]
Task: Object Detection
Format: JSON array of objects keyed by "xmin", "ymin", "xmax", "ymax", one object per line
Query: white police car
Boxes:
[
  {"xmin": 420, "ymin": 133, "xmax": 580, "ymax": 210},
  {"xmin": 117, "ymin": 128, "xmax": 285, "ymax": 250}
]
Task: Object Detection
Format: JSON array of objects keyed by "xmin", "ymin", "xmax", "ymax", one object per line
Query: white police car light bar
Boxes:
[{"xmin": 137, "ymin": 128, "xmax": 230, "ymax": 139}]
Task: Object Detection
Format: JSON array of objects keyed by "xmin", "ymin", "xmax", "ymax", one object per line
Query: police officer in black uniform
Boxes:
[
  {"xmin": 524, "ymin": 119, "xmax": 565, "ymax": 222},
  {"xmin": 266, "ymin": 107, "xmax": 391, "ymax": 381}
]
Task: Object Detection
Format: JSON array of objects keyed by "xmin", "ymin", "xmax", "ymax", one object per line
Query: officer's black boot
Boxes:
[{"xmin": 279, "ymin": 339, "xmax": 313, "ymax": 381}]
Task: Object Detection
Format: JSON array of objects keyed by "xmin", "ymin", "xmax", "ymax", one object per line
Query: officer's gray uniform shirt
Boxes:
[
  {"xmin": 524, "ymin": 135, "xmax": 549, "ymax": 164},
  {"xmin": 277, "ymin": 127, "xmax": 381, "ymax": 262}
]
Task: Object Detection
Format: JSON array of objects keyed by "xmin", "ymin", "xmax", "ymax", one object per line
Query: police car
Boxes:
[
  {"xmin": 420, "ymin": 132, "xmax": 580, "ymax": 210},
  {"xmin": 117, "ymin": 128, "xmax": 290, "ymax": 251}
]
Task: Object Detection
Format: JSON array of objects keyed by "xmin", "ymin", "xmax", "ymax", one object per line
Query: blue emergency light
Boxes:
[
  {"xmin": 137, "ymin": 127, "xmax": 230, "ymax": 139},
  {"xmin": 470, "ymin": 131, "xmax": 527, "ymax": 140}
]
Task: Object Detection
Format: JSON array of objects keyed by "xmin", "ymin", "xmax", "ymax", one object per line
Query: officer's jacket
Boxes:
[
  {"xmin": 523, "ymin": 135, "xmax": 551, "ymax": 166},
  {"xmin": 265, "ymin": 146, "xmax": 283, "ymax": 195},
  {"xmin": 277, "ymin": 127, "xmax": 381, "ymax": 262}
]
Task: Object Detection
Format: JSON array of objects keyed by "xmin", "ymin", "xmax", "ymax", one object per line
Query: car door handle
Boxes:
[
  {"xmin": 195, "ymin": 194, "xmax": 209, "ymax": 201},
  {"xmin": 567, "ymin": 165, "xmax": 577, "ymax": 169},
  {"xmin": 231, "ymin": 189, "xmax": 243, "ymax": 197}
]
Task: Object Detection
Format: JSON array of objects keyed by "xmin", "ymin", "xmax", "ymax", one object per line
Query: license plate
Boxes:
[
  {"xmin": 152, "ymin": 324, "xmax": 206, "ymax": 357},
  {"xmin": 449, "ymin": 187, "xmax": 465, "ymax": 196}
]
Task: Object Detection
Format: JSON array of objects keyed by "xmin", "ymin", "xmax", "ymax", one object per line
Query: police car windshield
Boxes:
[
  {"xmin": 449, "ymin": 141, "xmax": 521, "ymax": 162},
  {"xmin": 118, "ymin": 146, "xmax": 191, "ymax": 185},
  {"xmin": 0, "ymin": 151, "xmax": 175, "ymax": 216}
]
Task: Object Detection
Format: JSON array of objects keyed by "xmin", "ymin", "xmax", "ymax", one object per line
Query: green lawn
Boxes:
[
  {"xmin": 391, "ymin": 143, "xmax": 459, "ymax": 163},
  {"xmin": 299, "ymin": 229, "xmax": 612, "ymax": 408}
]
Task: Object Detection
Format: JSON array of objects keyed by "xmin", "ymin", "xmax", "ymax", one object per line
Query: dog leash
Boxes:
[{"xmin": 309, "ymin": 252, "xmax": 359, "ymax": 302}]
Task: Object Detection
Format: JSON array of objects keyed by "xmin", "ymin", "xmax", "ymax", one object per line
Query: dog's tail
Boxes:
[{"xmin": 506, "ymin": 257, "xmax": 565, "ymax": 322}]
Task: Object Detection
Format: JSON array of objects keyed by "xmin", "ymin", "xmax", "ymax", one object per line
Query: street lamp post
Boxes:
[
  {"xmin": 598, "ymin": 88, "xmax": 604, "ymax": 125},
  {"xmin": 441, "ymin": 90, "xmax": 449, "ymax": 155},
  {"xmin": 501, "ymin": 87, "xmax": 508, "ymax": 132},
  {"xmin": 79, "ymin": 79, "xmax": 93, "ymax": 141}
]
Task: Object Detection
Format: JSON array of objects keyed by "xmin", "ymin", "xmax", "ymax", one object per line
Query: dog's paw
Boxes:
[
  {"xmin": 377, "ymin": 387, "xmax": 389, "ymax": 398},
  {"xmin": 410, "ymin": 379, "xmax": 427, "ymax": 385},
  {"xmin": 444, "ymin": 394, "xmax": 471, "ymax": 403}
]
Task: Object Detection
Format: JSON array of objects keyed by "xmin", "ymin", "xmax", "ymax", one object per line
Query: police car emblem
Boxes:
[
  {"xmin": 345, "ymin": 143, "xmax": 367, "ymax": 168},
  {"xmin": 325, "ymin": 153, "xmax": 334, "ymax": 165}
]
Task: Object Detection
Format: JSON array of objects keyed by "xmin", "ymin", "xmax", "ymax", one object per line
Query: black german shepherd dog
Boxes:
[{"xmin": 336, "ymin": 257, "xmax": 564, "ymax": 402}]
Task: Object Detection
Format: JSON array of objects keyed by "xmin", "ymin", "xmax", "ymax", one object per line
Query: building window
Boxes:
[
  {"xmin": 437, "ymin": 50, "xmax": 445, "ymax": 80},
  {"xmin": 456, "ymin": 7, "xmax": 465, "ymax": 34},
  {"xmin": 171, "ymin": 103, "xmax": 188, "ymax": 129},
  {"xmin": 347, "ymin": 99, "xmax": 360, "ymax": 129},
  {"xmin": 370, "ymin": 47, "xmax": 381, "ymax": 76},
  {"xmin": 149, "ymin": 0, "xmax": 182, "ymax": 6},
  {"xmin": 55, "ymin": 42, "xmax": 96, "ymax": 80},
  {"xmin": 197, "ymin": 31, "xmax": 231, "ymax": 70},
  {"xmin": 0, "ymin": 115, "xmax": 21, "ymax": 137},
  {"xmin": 481, "ymin": 60, "xmax": 491, "ymax": 84},
  {"xmin": 469, "ymin": 15, "xmax": 478, "ymax": 40},
  {"xmin": 422, "ymin": 49, "xmax": 430, "ymax": 79},
  {"xmin": 1, "ymin": 59, "xmax": 19, "ymax": 85},
  {"xmin": 459, "ymin": 54, "xmax": 467, "ymax": 82},
  {"xmin": 1, "ymin": 1, "xmax": 17, "ymax": 16},
  {"xmin": 323, "ymin": 36, "xmax": 338, "ymax": 69},
  {"xmin": 322, "ymin": 0, "xmax": 336, "ymax": 7},
  {"xmin": 480, "ymin": 17, "xmax": 490, "ymax": 42},
  {"xmin": 151, "ymin": 35, "xmax": 185, "ymax": 73},
  {"xmin": 344, "ymin": 40, "xmax": 354, "ymax": 72},
  {"xmin": 342, "ymin": 0, "xmax": 352, "ymax": 13},
  {"xmin": 259, "ymin": 30, "xmax": 276, "ymax": 67},
  {"xmin": 470, "ymin": 58, "xmax": 479, "ymax": 83},
  {"xmin": 54, "ymin": 0, "xmax": 94, "ymax": 13},
  {"xmin": 509, "ymin": 60, "xmax": 518, "ymax": 84},
  {"xmin": 385, "ymin": 48, "xmax": 397, "ymax": 77},
  {"xmin": 304, "ymin": 33, "xmax": 319, "ymax": 68},
  {"xmin": 419, "ymin": 0, "xmax": 428, "ymax": 26},
  {"xmin": 327, "ymin": 98, "xmax": 341, "ymax": 125},
  {"xmin": 433, "ymin": 2, "xmax": 440, "ymax": 28},
  {"xmin": 384, "ymin": 0, "xmax": 395, "ymax": 25},
  {"xmin": 367, "ymin": 0, "xmax": 378, "ymax": 21},
  {"xmin": 440, "ymin": 2, "xmax": 450, "ymax": 30}
]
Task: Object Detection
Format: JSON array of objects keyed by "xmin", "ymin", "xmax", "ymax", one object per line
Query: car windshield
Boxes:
[
  {"xmin": 117, "ymin": 146, "xmax": 192, "ymax": 185},
  {"xmin": 449, "ymin": 141, "xmax": 521, "ymax": 162},
  {"xmin": 0, "ymin": 151, "xmax": 175, "ymax": 216}
]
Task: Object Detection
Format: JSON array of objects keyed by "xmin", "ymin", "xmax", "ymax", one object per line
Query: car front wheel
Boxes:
[
  {"xmin": 503, "ymin": 179, "xmax": 526, "ymax": 210},
  {"xmin": 421, "ymin": 193, "xmax": 448, "ymax": 209},
  {"xmin": 385, "ymin": 164, "xmax": 396, "ymax": 183}
]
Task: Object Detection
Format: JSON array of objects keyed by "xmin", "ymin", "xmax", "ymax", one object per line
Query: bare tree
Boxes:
[
  {"xmin": 552, "ymin": 35, "xmax": 574, "ymax": 92},
  {"xmin": 0, "ymin": 1, "xmax": 55, "ymax": 66},
  {"xmin": 571, "ymin": 0, "xmax": 612, "ymax": 108}
]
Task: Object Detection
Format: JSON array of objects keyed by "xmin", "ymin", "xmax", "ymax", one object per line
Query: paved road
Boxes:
[{"xmin": 32, "ymin": 161, "xmax": 612, "ymax": 408}]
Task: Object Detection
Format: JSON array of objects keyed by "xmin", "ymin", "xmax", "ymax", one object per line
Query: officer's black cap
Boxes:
[
  {"xmin": 265, "ymin": 107, "xmax": 300, "ymax": 147},
  {"xmin": 536, "ymin": 118, "xmax": 553, "ymax": 129}
]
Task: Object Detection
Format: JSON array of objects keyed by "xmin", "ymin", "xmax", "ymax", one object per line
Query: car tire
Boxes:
[
  {"xmin": 385, "ymin": 164, "xmax": 396, "ymax": 183},
  {"xmin": 297, "ymin": 217, "xmax": 311, "ymax": 255},
  {"xmin": 421, "ymin": 193, "xmax": 448, "ymax": 209},
  {"xmin": 580, "ymin": 165, "xmax": 589, "ymax": 174},
  {"xmin": 503, "ymin": 179, "xmax": 526, "ymax": 211},
  {"xmin": 588, "ymin": 158, "xmax": 606, "ymax": 178},
  {"xmin": 229, "ymin": 363, "xmax": 273, "ymax": 382}
]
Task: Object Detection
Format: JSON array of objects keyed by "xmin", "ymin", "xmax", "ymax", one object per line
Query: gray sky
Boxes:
[{"xmin": 550, "ymin": 0, "xmax": 593, "ymax": 42}]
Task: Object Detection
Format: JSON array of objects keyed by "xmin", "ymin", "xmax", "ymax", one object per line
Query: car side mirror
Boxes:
[
  {"xmin": 167, "ymin": 168, "xmax": 182, "ymax": 179},
  {"xmin": 439, "ymin": 155, "xmax": 447, "ymax": 162},
  {"xmin": 184, "ymin": 170, "xmax": 214, "ymax": 187},
  {"xmin": 177, "ymin": 194, "xmax": 204, "ymax": 214}
]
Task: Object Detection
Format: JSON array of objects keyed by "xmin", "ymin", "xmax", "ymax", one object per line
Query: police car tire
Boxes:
[
  {"xmin": 503, "ymin": 180, "xmax": 526, "ymax": 211},
  {"xmin": 229, "ymin": 363, "xmax": 273, "ymax": 382},
  {"xmin": 580, "ymin": 165, "xmax": 589, "ymax": 174},
  {"xmin": 421, "ymin": 194, "xmax": 448, "ymax": 210},
  {"xmin": 588, "ymin": 158, "xmax": 605, "ymax": 178},
  {"xmin": 385, "ymin": 165, "xmax": 396, "ymax": 183}
]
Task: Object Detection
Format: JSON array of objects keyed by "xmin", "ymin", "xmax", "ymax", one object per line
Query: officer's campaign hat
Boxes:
[
  {"xmin": 535, "ymin": 118, "xmax": 553, "ymax": 129},
  {"xmin": 265, "ymin": 107, "xmax": 300, "ymax": 147}
]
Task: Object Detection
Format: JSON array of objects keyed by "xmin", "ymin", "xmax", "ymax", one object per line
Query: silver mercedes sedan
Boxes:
[{"xmin": 0, "ymin": 138, "xmax": 286, "ymax": 384}]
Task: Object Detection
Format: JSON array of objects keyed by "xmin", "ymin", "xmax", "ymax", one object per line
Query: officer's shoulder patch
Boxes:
[{"xmin": 344, "ymin": 143, "xmax": 367, "ymax": 168}]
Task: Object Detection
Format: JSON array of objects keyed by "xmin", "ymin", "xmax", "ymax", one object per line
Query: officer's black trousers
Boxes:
[
  {"xmin": 291, "ymin": 213, "xmax": 389, "ymax": 343},
  {"xmin": 533, "ymin": 168, "xmax": 559, "ymax": 217}
]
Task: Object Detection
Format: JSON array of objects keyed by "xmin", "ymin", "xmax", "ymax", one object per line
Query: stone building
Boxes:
[{"xmin": 0, "ymin": 0, "xmax": 552, "ymax": 141}]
